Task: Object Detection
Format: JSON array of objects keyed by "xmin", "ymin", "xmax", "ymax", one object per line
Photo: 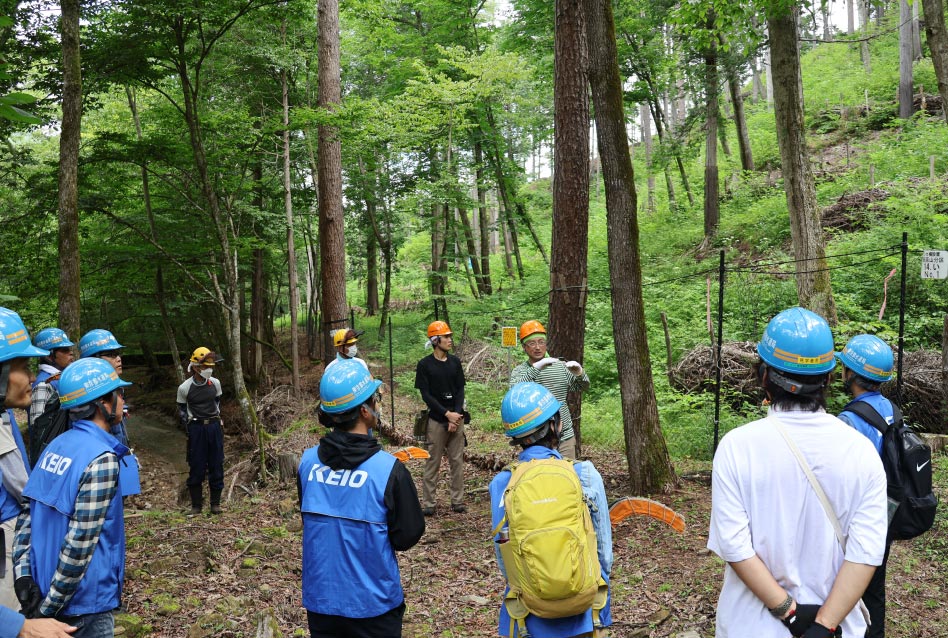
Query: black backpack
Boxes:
[
  {"xmin": 845, "ymin": 401, "xmax": 938, "ymax": 540},
  {"xmin": 28, "ymin": 393, "xmax": 71, "ymax": 469}
]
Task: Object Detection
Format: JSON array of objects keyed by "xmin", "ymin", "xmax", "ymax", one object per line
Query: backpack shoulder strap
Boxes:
[{"xmin": 844, "ymin": 400, "xmax": 900, "ymax": 435}]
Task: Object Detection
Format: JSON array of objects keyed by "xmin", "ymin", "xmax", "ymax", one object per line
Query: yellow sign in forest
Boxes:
[{"xmin": 501, "ymin": 327, "xmax": 518, "ymax": 347}]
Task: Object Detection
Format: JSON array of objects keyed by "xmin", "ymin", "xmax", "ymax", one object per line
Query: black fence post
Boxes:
[
  {"xmin": 897, "ymin": 231, "xmax": 908, "ymax": 405},
  {"xmin": 388, "ymin": 316, "xmax": 395, "ymax": 428},
  {"xmin": 350, "ymin": 308, "xmax": 355, "ymax": 331},
  {"xmin": 713, "ymin": 250, "xmax": 726, "ymax": 455}
]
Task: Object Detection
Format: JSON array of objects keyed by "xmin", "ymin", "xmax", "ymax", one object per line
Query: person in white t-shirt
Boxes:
[{"xmin": 708, "ymin": 307, "xmax": 888, "ymax": 638}]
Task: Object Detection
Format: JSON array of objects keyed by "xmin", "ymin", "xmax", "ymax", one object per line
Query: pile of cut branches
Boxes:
[
  {"xmin": 882, "ymin": 349, "xmax": 946, "ymax": 434},
  {"xmin": 669, "ymin": 341, "xmax": 763, "ymax": 407},
  {"xmin": 821, "ymin": 188, "xmax": 889, "ymax": 232}
]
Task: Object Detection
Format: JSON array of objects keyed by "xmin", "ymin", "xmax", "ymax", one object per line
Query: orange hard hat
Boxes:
[
  {"xmin": 427, "ymin": 321, "xmax": 452, "ymax": 338},
  {"xmin": 519, "ymin": 320, "xmax": 546, "ymax": 342}
]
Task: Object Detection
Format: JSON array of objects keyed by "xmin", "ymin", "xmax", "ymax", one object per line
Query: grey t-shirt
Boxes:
[{"xmin": 176, "ymin": 377, "xmax": 222, "ymax": 420}]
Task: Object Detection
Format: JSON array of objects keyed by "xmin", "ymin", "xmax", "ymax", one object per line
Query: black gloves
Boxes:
[
  {"xmin": 782, "ymin": 603, "xmax": 821, "ymax": 636},
  {"xmin": 14, "ymin": 576, "xmax": 43, "ymax": 618},
  {"xmin": 801, "ymin": 622, "xmax": 841, "ymax": 638}
]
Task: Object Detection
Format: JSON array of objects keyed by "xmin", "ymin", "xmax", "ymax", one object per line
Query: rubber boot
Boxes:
[
  {"xmin": 210, "ymin": 488, "xmax": 222, "ymax": 515},
  {"xmin": 189, "ymin": 485, "xmax": 203, "ymax": 515}
]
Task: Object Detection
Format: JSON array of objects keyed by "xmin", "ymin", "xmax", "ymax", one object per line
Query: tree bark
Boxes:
[
  {"xmin": 282, "ymin": 59, "xmax": 300, "ymax": 395},
  {"xmin": 860, "ymin": 0, "xmax": 872, "ymax": 73},
  {"xmin": 474, "ymin": 139, "xmax": 492, "ymax": 294},
  {"xmin": 912, "ymin": 0, "xmax": 922, "ymax": 60},
  {"xmin": 317, "ymin": 0, "xmax": 348, "ymax": 359},
  {"xmin": 922, "ymin": 0, "xmax": 948, "ymax": 125},
  {"xmin": 704, "ymin": 31, "xmax": 719, "ymax": 241},
  {"xmin": 366, "ymin": 230, "xmax": 379, "ymax": 315},
  {"xmin": 767, "ymin": 5, "xmax": 838, "ymax": 322},
  {"xmin": 899, "ymin": 0, "xmax": 916, "ymax": 118},
  {"xmin": 727, "ymin": 67, "xmax": 755, "ymax": 171},
  {"xmin": 58, "ymin": 0, "xmax": 81, "ymax": 339},
  {"xmin": 550, "ymin": 0, "xmax": 589, "ymax": 452},
  {"xmin": 457, "ymin": 203, "xmax": 483, "ymax": 297},
  {"xmin": 585, "ymin": 0, "xmax": 676, "ymax": 494},
  {"xmin": 848, "ymin": 0, "xmax": 855, "ymax": 34}
]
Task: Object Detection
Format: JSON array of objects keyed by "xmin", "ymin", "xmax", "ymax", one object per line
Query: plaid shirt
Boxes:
[
  {"xmin": 29, "ymin": 380, "xmax": 57, "ymax": 424},
  {"xmin": 13, "ymin": 452, "xmax": 120, "ymax": 617}
]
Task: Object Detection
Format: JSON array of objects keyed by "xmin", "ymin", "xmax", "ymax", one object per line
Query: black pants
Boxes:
[
  {"xmin": 186, "ymin": 420, "xmax": 224, "ymax": 490},
  {"xmin": 863, "ymin": 539, "xmax": 892, "ymax": 638},
  {"xmin": 307, "ymin": 603, "xmax": 405, "ymax": 638}
]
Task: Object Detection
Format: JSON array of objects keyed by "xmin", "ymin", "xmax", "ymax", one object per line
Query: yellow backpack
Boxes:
[{"xmin": 492, "ymin": 458, "xmax": 607, "ymax": 634}]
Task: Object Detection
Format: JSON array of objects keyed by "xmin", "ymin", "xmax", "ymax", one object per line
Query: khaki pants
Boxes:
[
  {"xmin": 422, "ymin": 418, "xmax": 465, "ymax": 508},
  {"xmin": 0, "ymin": 517, "xmax": 17, "ymax": 612},
  {"xmin": 558, "ymin": 435, "xmax": 576, "ymax": 459}
]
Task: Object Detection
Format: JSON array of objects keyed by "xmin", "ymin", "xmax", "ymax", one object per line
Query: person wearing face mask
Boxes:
[
  {"xmin": 176, "ymin": 348, "xmax": 224, "ymax": 515},
  {"xmin": 13, "ymin": 357, "xmax": 132, "ymax": 637},
  {"xmin": 0, "ymin": 309, "xmax": 50, "ymax": 613},
  {"xmin": 299, "ymin": 359, "xmax": 424, "ymax": 637},
  {"xmin": 325, "ymin": 328, "xmax": 368, "ymax": 373}
]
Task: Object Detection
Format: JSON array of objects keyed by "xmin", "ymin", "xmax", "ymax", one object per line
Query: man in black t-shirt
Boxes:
[{"xmin": 414, "ymin": 321, "xmax": 466, "ymax": 516}]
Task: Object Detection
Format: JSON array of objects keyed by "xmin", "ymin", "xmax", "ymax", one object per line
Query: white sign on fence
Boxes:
[{"xmin": 921, "ymin": 250, "xmax": 948, "ymax": 279}]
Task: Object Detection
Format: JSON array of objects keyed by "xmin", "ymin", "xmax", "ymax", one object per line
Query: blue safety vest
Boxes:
[
  {"xmin": 298, "ymin": 445, "xmax": 401, "ymax": 618},
  {"xmin": 23, "ymin": 420, "xmax": 127, "ymax": 615},
  {"xmin": 0, "ymin": 410, "xmax": 29, "ymax": 523},
  {"xmin": 840, "ymin": 392, "xmax": 894, "ymax": 455}
]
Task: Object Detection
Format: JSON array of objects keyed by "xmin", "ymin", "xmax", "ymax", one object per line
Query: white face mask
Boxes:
[
  {"xmin": 346, "ymin": 345, "xmax": 358, "ymax": 358},
  {"xmin": 199, "ymin": 367, "xmax": 213, "ymax": 380}
]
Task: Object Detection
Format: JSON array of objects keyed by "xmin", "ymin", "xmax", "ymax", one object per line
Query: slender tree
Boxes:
[
  {"xmin": 58, "ymin": 0, "xmax": 81, "ymax": 338},
  {"xmin": 282, "ymin": 30, "xmax": 300, "ymax": 394},
  {"xmin": 767, "ymin": 3, "xmax": 837, "ymax": 321},
  {"xmin": 585, "ymin": 0, "xmax": 676, "ymax": 493},
  {"xmin": 899, "ymin": 0, "xmax": 915, "ymax": 118}
]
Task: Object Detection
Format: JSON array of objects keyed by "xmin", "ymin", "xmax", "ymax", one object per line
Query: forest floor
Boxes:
[{"xmin": 114, "ymin": 356, "xmax": 948, "ymax": 638}]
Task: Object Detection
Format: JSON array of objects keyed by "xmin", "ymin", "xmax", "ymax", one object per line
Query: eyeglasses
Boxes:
[
  {"xmin": 98, "ymin": 350, "xmax": 122, "ymax": 359},
  {"xmin": 524, "ymin": 339, "xmax": 547, "ymax": 348}
]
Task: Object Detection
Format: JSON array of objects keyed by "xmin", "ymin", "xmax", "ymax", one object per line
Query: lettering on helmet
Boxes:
[
  {"xmin": 307, "ymin": 463, "xmax": 368, "ymax": 488},
  {"xmin": 39, "ymin": 451, "xmax": 73, "ymax": 476}
]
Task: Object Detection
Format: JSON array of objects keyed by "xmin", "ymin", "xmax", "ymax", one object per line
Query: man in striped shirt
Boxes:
[
  {"xmin": 13, "ymin": 358, "xmax": 131, "ymax": 637},
  {"xmin": 508, "ymin": 320, "xmax": 589, "ymax": 459}
]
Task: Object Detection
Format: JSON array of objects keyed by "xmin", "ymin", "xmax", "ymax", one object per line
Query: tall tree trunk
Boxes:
[
  {"xmin": 550, "ymin": 0, "xmax": 590, "ymax": 453},
  {"xmin": 822, "ymin": 0, "xmax": 832, "ymax": 40},
  {"xmin": 126, "ymin": 86, "xmax": 183, "ymax": 385},
  {"xmin": 474, "ymin": 139, "xmax": 493, "ymax": 294},
  {"xmin": 767, "ymin": 5, "xmax": 838, "ymax": 322},
  {"xmin": 922, "ymin": 0, "xmax": 948, "ymax": 125},
  {"xmin": 765, "ymin": 37, "xmax": 775, "ymax": 106},
  {"xmin": 899, "ymin": 0, "xmax": 916, "ymax": 118},
  {"xmin": 499, "ymin": 203, "xmax": 516, "ymax": 278},
  {"xmin": 752, "ymin": 56, "xmax": 763, "ymax": 102},
  {"xmin": 457, "ymin": 204, "xmax": 482, "ymax": 297},
  {"xmin": 848, "ymin": 0, "xmax": 855, "ymax": 34},
  {"xmin": 366, "ymin": 231, "xmax": 379, "ymax": 315},
  {"xmin": 58, "ymin": 0, "xmax": 81, "ymax": 339},
  {"xmin": 704, "ymin": 33, "xmax": 720, "ymax": 241},
  {"xmin": 317, "ymin": 0, "xmax": 348, "ymax": 359},
  {"xmin": 860, "ymin": 0, "xmax": 872, "ymax": 73},
  {"xmin": 282, "ymin": 60, "xmax": 300, "ymax": 395},
  {"xmin": 640, "ymin": 103, "xmax": 656, "ymax": 213},
  {"xmin": 912, "ymin": 0, "xmax": 922, "ymax": 60},
  {"xmin": 585, "ymin": 0, "xmax": 676, "ymax": 494},
  {"xmin": 727, "ymin": 67, "xmax": 755, "ymax": 171}
]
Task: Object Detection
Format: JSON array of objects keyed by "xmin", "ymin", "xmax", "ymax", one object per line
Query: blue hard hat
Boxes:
[
  {"xmin": 0, "ymin": 307, "xmax": 49, "ymax": 363},
  {"xmin": 319, "ymin": 359, "xmax": 382, "ymax": 414},
  {"xmin": 502, "ymin": 382, "xmax": 560, "ymax": 439},
  {"xmin": 34, "ymin": 327, "xmax": 75, "ymax": 351},
  {"xmin": 58, "ymin": 358, "xmax": 132, "ymax": 409},
  {"xmin": 837, "ymin": 334, "xmax": 894, "ymax": 382},
  {"xmin": 757, "ymin": 307, "xmax": 836, "ymax": 375},
  {"xmin": 78, "ymin": 329, "xmax": 124, "ymax": 358}
]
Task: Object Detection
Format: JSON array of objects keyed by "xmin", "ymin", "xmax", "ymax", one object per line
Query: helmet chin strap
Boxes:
[
  {"xmin": 765, "ymin": 365, "xmax": 826, "ymax": 395},
  {"xmin": 94, "ymin": 392, "xmax": 119, "ymax": 425}
]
